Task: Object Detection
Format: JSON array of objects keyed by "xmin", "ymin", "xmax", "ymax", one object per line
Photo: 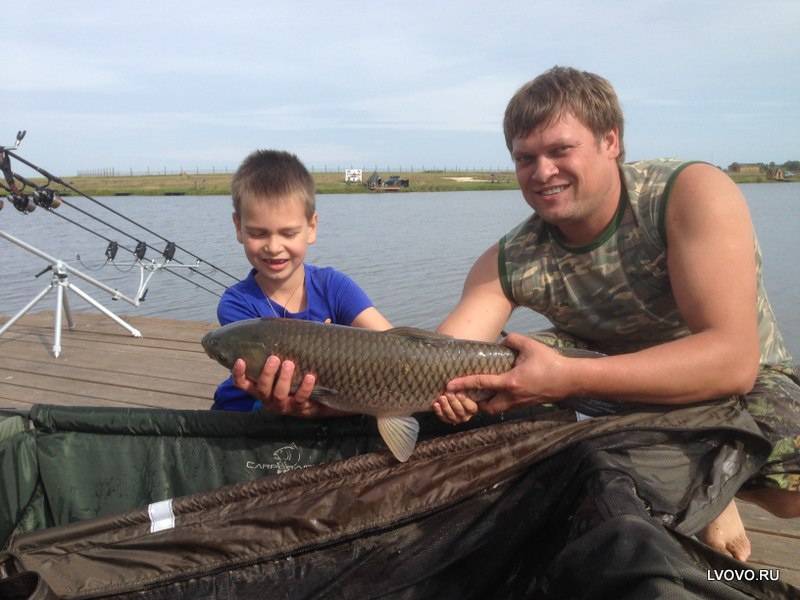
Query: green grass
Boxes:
[{"xmin": 29, "ymin": 170, "xmax": 520, "ymax": 197}]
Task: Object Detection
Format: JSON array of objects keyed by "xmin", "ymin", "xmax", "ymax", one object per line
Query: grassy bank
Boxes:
[
  {"xmin": 10, "ymin": 169, "xmax": 791, "ymax": 197},
  {"xmin": 726, "ymin": 173, "xmax": 797, "ymax": 184},
  {"xmin": 36, "ymin": 170, "xmax": 520, "ymax": 197}
]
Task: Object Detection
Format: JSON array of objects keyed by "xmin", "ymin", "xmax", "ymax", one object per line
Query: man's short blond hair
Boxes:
[
  {"xmin": 231, "ymin": 150, "xmax": 316, "ymax": 219},
  {"xmin": 504, "ymin": 66, "xmax": 625, "ymax": 163}
]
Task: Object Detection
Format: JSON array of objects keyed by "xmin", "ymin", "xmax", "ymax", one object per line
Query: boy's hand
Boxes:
[
  {"xmin": 232, "ymin": 357, "xmax": 343, "ymax": 417},
  {"xmin": 432, "ymin": 392, "xmax": 481, "ymax": 425}
]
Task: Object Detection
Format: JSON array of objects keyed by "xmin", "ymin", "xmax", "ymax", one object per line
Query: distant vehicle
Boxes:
[
  {"xmin": 366, "ymin": 172, "xmax": 410, "ymax": 192},
  {"xmin": 383, "ymin": 176, "xmax": 409, "ymax": 188}
]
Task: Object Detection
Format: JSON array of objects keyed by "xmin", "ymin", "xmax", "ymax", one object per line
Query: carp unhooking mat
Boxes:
[
  {"xmin": 0, "ymin": 402, "xmax": 560, "ymax": 547},
  {"xmin": 1, "ymin": 399, "xmax": 796, "ymax": 598}
]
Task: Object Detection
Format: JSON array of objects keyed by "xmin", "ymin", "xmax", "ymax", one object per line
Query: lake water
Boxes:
[{"xmin": 1, "ymin": 184, "xmax": 798, "ymax": 358}]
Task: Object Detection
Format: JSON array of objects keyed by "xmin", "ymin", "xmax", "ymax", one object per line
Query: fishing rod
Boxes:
[
  {"xmin": 3, "ymin": 150, "xmax": 234, "ymax": 293},
  {"xmin": 44, "ymin": 207, "xmax": 224, "ymax": 298},
  {"xmin": 1, "ymin": 132, "xmax": 233, "ymax": 299},
  {"xmin": 4, "ymin": 144, "xmax": 239, "ymax": 283},
  {"xmin": 3, "ymin": 168, "xmax": 227, "ymax": 299},
  {"xmin": 40, "ymin": 195, "xmax": 231, "ymax": 296}
]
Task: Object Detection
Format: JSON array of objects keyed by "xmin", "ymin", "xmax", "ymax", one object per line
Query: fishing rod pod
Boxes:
[{"xmin": 0, "ymin": 130, "xmax": 239, "ymax": 299}]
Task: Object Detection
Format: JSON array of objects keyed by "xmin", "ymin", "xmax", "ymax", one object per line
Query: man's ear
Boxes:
[{"xmin": 603, "ymin": 127, "xmax": 621, "ymax": 160}]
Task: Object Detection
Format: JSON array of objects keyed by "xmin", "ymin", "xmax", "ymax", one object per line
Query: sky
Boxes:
[{"xmin": 2, "ymin": 1, "xmax": 798, "ymax": 177}]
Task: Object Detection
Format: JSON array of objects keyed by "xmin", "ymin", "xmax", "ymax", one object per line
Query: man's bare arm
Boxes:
[
  {"xmin": 448, "ymin": 164, "xmax": 761, "ymax": 406},
  {"xmin": 567, "ymin": 163, "xmax": 760, "ymax": 402},
  {"xmin": 437, "ymin": 243, "xmax": 514, "ymax": 342}
]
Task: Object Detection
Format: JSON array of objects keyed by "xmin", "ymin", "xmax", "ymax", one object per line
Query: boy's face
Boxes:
[{"xmin": 233, "ymin": 193, "xmax": 317, "ymax": 292}]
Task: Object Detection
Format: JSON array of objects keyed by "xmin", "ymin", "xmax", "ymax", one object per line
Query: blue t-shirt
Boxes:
[{"xmin": 212, "ymin": 264, "xmax": 374, "ymax": 411}]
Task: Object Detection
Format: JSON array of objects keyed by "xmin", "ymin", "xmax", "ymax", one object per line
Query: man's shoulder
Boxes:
[{"xmin": 622, "ymin": 158, "xmax": 689, "ymax": 181}]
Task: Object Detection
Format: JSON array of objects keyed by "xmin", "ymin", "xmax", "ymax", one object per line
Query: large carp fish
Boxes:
[{"xmin": 201, "ymin": 318, "xmax": 518, "ymax": 462}]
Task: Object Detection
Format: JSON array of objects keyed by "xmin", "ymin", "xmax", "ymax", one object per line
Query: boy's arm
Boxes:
[{"xmin": 351, "ymin": 306, "xmax": 393, "ymax": 330}]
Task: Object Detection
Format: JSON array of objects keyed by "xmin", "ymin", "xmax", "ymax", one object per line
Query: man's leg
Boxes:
[
  {"xmin": 739, "ymin": 365, "xmax": 800, "ymax": 509},
  {"xmin": 705, "ymin": 366, "xmax": 800, "ymax": 561}
]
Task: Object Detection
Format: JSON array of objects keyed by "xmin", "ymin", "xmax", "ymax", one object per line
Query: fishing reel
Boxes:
[
  {"xmin": 32, "ymin": 188, "xmax": 63, "ymax": 209},
  {"xmin": 9, "ymin": 193, "xmax": 36, "ymax": 213},
  {"xmin": 5, "ymin": 189, "xmax": 62, "ymax": 214}
]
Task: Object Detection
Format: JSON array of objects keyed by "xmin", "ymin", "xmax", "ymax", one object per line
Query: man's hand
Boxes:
[
  {"xmin": 443, "ymin": 333, "xmax": 573, "ymax": 416},
  {"xmin": 232, "ymin": 357, "xmax": 343, "ymax": 417}
]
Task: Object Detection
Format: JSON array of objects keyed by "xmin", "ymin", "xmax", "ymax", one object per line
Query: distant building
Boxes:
[{"xmin": 727, "ymin": 163, "xmax": 762, "ymax": 175}]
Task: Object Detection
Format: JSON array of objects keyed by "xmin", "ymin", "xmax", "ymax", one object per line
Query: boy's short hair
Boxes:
[
  {"xmin": 231, "ymin": 150, "xmax": 316, "ymax": 219},
  {"xmin": 504, "ymin": 66, "xmax": 625, "ymax": 163}
]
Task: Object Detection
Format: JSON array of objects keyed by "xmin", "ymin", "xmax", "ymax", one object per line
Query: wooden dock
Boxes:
[
  {"xmin": 0, "ymin": 311, "xmax": 225, "ymax": 411},
  {"xmin": 0, "ymin": 311, "xmax": 798, "ymax": 588}
]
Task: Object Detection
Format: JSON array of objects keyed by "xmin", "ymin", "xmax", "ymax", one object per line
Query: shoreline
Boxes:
[
  {"xmin": 34, "ymin": 171, "xmax": 520, "ymax": 197},
  {"xmin": 5, "ymin": 171, "xmax": 794, "ymax": 198}
]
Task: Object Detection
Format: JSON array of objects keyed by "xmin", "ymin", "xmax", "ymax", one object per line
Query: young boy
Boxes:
[{"xmin": 212, "ymin": 149, "xmax": 392, "ymax": 412}]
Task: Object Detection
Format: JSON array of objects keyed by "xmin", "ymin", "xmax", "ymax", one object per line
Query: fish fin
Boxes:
[
  {"xmin": 377, "ymin": 416, "xmax": 420, "ymax": 462},
  {"xmin": 309, "ymin": 386, "xmax": 339, "ymax": 400},
  {"xmin": 385, "ymin": 327, "xmax": 455, "ymax": 347}
]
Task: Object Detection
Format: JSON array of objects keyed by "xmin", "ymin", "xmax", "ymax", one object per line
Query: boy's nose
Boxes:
[{"xmin": 263, "ymin": 237, "xmax": 281, "ymax": 254}]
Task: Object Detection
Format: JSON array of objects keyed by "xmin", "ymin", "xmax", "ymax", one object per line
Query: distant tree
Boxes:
[{"xmin": 783, "ymin": 160, "xmax": 800, "ymax": 171}]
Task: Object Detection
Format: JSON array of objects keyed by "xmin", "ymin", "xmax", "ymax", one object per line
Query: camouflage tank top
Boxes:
[{"xmin": 499, "ymin": 158, "xmax": 793, "ymax": 369}]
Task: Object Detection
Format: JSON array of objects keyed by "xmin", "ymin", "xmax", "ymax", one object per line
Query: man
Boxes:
[{"xmin": 432, "ymin": 66, "xmax": 800, "ymax": 561}]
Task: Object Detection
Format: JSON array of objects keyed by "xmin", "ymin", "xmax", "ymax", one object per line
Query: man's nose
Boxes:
[{"xmin": 531, "ymin": 156, "xmax": 558, "ymax": 182}]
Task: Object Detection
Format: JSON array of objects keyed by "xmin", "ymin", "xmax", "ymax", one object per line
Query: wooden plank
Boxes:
[
  {"xmin": 0, "ymin": 312, "xmax": 224, "ymax": 410},
  {"xmin": 0, "ymin": 339, "xmax": 226, "ymax": 385},
  {"xmin": 0, "ymin": 380, "xmax": 160, "ymax": 409},
  {"xmin": 740, "ymin": 501, "xmax": 800, "ymax": 537},
  {"xmin": 738, "ymin": 501, "xmax": 800, "ymax": 588},
  {"xmin": 1, "ymin": 328, "xmax": 207, "ymax": 354},
  {"xmin": 0, "ymin": 363, "xmax": 217, "ymax": 407},
  {"xmin": 745, "ymin": 531, "xmax": 800, "ymax": 588},
  {"xmin": 0, "ymin": 395, "xmax": 37, "ymax": 410},
  {"xmin": 0, "ymin": 314, "xmax": 216, "ymax": 349},
  {"xmin": 0, "ymin": 356, "xmax": 223, "ymax": 391}
]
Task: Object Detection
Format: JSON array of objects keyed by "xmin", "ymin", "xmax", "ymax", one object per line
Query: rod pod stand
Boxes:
[{"xmin": 0, "ymin": 230, "xmax": 142, "ymax": 358}]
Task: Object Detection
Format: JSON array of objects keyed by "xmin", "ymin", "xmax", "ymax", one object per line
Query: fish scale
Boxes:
[{"xmin": 202, "ymin": 318, "xmax": 517, "ymax": 461}]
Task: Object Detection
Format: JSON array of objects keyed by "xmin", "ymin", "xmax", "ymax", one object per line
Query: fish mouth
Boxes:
[{"xmin": 201, "ymin": 332, "xmax": 227, "ymax": 365}]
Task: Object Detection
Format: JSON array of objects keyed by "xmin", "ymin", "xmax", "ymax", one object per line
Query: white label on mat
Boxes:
[{"xmin": 148, "ymin": 498, "xmax": 175, "ymax": 533}]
